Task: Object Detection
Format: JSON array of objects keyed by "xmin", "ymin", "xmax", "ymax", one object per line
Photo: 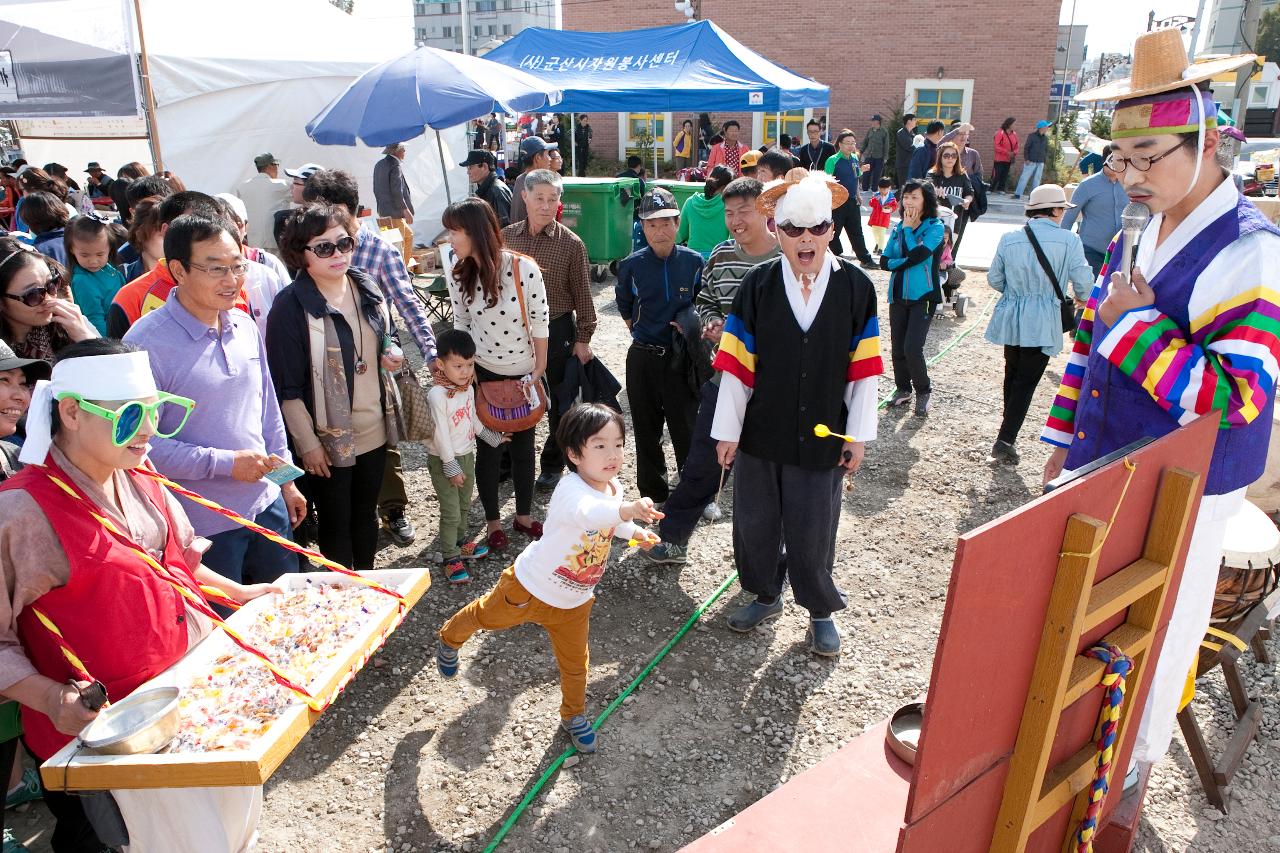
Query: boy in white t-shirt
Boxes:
[
  {"xmin": 436, "ymin": 403, "xmax": 662, "ymax": 753},
  {"xmin": 427, "ymin": 329, "xmax": 508, "ymax": 584}
]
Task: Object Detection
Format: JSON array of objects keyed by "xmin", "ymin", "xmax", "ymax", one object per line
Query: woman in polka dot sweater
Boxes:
[{"xmin": 443, "ymin": 198, "xmax": 550, "ymax": 551}]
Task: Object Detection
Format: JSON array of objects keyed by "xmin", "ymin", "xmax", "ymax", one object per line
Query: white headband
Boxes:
[
  {"xmin": 19, "ymin": 351, "xmax": 159, "ymax": 465},
  {"xmin": 774, "ymin": 173, "xmax": 835, "ymax": 228}
]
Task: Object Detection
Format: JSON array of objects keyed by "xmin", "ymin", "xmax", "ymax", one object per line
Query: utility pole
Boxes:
[
  {"xmin": 1057, "ymin": 0, "xmax": 1078, "ymax": 122},
  {"xmin": 1189, "ymin": 0, "xmax": 1208, "ymax": 60},
  {"xmin": 461, "ymin": 0, "xmax": 471, "ymax": 55},
  {"xmin": 1233, "ymin": 0, "xmax": 1261, "ymax": 126}
]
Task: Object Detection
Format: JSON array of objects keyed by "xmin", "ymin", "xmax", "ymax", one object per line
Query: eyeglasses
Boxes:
[
  {"xmin": 1103, "ymin": 139, "xmax": 1191, "ymax": 174},
  {"xmin": 777, "ymin": 221, "xmax": 833, "ymax": 238},
  {"xmin": 941, "ymin": 153, "xmax": 958, "ymax": 159},
  {"xmin": 305, "ymin": 235, "xmax": 357, "ymax": 258},
  {"xmin": 58, "ymin": 391, "xmax": 196, "ymax": 446},
  {"xmin": 186, "ymin": 261, "xmax": 251, "ymax": 280},
  {"xmin": 3, "ymin": 272, "xmax": 61, "ymax": 307}
]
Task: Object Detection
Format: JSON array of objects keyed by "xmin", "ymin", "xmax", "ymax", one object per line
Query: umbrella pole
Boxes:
[
  {"xmin": 570, "ymin": 112, "xmax": 577, "ymax": 177},
  {"xmin": 651, "ymin": 114, "xmax": 658, "ymax": 179},
  {"xmin": 435, "ymin": 128, "xmax": 453, "ymax": 205}
]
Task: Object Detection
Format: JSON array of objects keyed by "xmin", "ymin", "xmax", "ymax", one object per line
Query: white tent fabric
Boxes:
[{"xmin": 16, "ymin": 0, "xmax": 466, "ymax": 245}]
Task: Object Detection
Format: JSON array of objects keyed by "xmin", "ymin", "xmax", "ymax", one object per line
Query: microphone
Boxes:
[{"xmin": 1119, "ymin": 202, "xmax": 1150, "ymax": 278}]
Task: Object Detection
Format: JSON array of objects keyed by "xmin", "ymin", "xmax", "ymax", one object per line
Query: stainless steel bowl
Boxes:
[{"xmin": 78, "ymin": 686, "xmax": 181, "ymax": 755}]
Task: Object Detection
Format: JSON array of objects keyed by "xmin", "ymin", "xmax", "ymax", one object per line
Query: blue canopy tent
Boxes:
[{"xmin": 484, "ymin": 20, "xmax": 829, "ymax": 173}]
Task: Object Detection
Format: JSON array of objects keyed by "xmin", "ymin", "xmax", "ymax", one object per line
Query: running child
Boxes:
[{"xmin": 435, "ymin": 403, "xmax": 662, "ymax": 753}]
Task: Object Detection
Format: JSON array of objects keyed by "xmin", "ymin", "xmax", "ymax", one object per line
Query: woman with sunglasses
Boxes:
[
  {"xmin": 443, "ymin": 197, "xmax": 549, "ymax": 552},
  {"xmin": 0, "ymin": 338, "xmax": 271, "ymax": 851},
  {"xmin": 0, "ymin": 238, "xmax": 97, "ymax": 363},
  {"xmin": 927, "ymin": 141, "xmax": 974, "ymax": 245},
  {"xmin": 266, "ymin": 204, "xmax": 403, "ymax": 570},
  {"xmin": 881, "ymin": 180, "xmax": 945, "ymax": 416}
]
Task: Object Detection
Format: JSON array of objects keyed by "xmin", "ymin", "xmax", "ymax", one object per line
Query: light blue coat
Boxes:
[{"xmin": 985, "ymin": 217, "xmax": 1094, "ymax": 356}]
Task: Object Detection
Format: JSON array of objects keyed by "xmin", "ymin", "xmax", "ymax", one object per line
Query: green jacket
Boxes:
[
  {"xmin": 676, "ymin": 192, "xmax": 730, "ymax": 258},
  {"xmin": 861, "ymin": 126, "xmax": 889, "ymax": 160}
]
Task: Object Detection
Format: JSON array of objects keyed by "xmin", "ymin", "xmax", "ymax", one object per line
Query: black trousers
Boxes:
[
  {"xmin": 658, "ymin": 379, "xmax": 725, "ymax": 546},
  {"xmin": 998, "ymin": 345, "xmax": 1052, "ymax": 444},
  {"xmin": 991, "ymin": 160, "xmax": 1013, "ymax": 192},
  {"xmin": 732, "ymin": 450, "xmax": 846, "ymax": 618},
  {"xmin": 307, "ymin": 444, "xmax": 387, "ymax": 570},
  {"xmin": 475, "ymin": 364, "xmax": 538, "ymax": 520},
  {"xmin": 889, "ymin": 300, "xmax": 933, "ymax": 394},
  {"xmin": 540, "ymin": 312, "xmax": 577, "ymax": 476},
  {"xmin": 860, "ymin": 157, "xmax": 884, "ymax": 192},
  {"xmin": 625, "ymin": 344, "xmax": 697, "ymax": 502},
  {"xmin": 376, "ymin": 445, "xmax": 408, "ymax": 518},
  {"xmin": 832, "ymin": 201, "xmax": 871, "ymax": 261}
]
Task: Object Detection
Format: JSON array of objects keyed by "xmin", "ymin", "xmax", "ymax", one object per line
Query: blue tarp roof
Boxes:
[{"xmin": 483, "ymin": 20, "xmax": 828, "ymax": 113}]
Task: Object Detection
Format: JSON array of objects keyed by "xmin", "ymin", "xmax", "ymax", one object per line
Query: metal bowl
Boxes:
[
  {"xmin": 78, "ymin": 687, "xmax": 180, "ymax": 755},
  {"xmin": 886, "ymin": 702, "xmax": 925, "ymax": 767}
]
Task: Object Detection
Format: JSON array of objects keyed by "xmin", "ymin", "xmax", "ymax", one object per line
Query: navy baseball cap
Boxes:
[
  {"xmin": 638, "ymin": 188, "xmax": 680, "ymax": 220},
  {"xmin": 459, "ymin": 149, "xmax": 496, "ymax": 168},
  {"xmin": 519, "ymin": 136, "xmax": 556, "ymax": 159}
]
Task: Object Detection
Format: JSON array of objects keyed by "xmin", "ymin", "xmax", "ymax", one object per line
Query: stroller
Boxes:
[{"xmin": 936, "ymin": 206, "xmax": 968, "ymax": 319}]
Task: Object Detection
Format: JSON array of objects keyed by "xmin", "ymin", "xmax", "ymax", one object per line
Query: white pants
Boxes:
[
  {"xmin": 115, "ymin": 785, "xmax": 262, "ymax": 852},
  {"xmin": 1132, "ymin": 487, "xmax": 1245, "ymax": 764}
]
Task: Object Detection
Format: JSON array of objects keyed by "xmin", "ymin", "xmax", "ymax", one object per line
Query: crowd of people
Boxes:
[{"xmin": 0, "ymin": 26, "xmax": 1273, "ymax": 851}]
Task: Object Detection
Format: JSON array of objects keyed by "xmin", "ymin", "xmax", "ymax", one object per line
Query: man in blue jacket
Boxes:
[
  {"xmin": 1060, "ymin": 146, "xmax": 1126, "ymax": 277},
  {"xmin": 615, "ymin": 188, "xmax": 705, "ymax": 500},
  {"xmin": 907, "ymin": 121, "xmax": 945, "ymax": 180}
]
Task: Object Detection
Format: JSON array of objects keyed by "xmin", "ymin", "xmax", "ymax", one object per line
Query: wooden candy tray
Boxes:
[{"xmin": 40, "ymin": 568, "xmax": 431, "ymax": 791}]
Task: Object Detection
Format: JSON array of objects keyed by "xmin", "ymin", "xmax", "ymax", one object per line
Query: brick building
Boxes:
[{"xmin": 561, "ymin": 0, "xmax": 1061, "ymax": 175}]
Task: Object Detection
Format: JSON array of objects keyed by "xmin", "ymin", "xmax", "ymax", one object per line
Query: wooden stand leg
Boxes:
[
  {"xmin": 1223, "ymin": 660, "xmax": 1251, "ymax": 717},
  {"xmin": 1252, "ymin": 627, "xmax": 1270, "ymax": 665},
  {"xmin": 1177, "ymin": 706, "xmax": 1227, "ymax": 812}
]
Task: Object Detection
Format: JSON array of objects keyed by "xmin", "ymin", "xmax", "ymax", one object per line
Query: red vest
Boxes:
[{"xmin": 0, "ymin": 458, "xmax": 199, "ymax": 759}]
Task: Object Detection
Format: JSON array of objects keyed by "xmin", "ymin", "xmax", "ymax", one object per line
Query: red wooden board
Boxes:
[{"xmin": 905, "ymin": 415, "xmax": 1215, "ymax": 844}]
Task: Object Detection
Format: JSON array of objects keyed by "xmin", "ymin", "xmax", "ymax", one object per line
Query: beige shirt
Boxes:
[{"xmin": 0, "ymin": 446, "xmax": 213, "ymax": 691}]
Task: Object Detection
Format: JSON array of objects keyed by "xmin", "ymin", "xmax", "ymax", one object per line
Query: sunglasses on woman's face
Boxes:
[
  {"xmin": 777, "ymin": 221, "xmax": 833, "ymax": 238},
  {"xmin": 3, "ymin": 272, "xmax": 61, "ymax": 308},
  {"xmin": 304, "ymin": 235, "xmax": 357, "ymax": 259},
  {"xmin": 58, "ymin": 391, "xmax": 196, "ymax": 446}
]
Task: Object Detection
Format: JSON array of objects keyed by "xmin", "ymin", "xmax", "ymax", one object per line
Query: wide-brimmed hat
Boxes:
[
  {"xmin": 758, "ymin": 167, "xmax": 849, "ymax": 219},
  {"xmin": 1025, "ymin": 184, "xmax": 1076, "ymax": 212},
  {"xmin": 1076, "ymin": 29, "xmax": 1255, "ymax": 103}
]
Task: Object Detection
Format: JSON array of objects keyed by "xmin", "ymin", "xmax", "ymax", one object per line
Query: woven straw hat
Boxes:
[
  {"xmin": 1076, "ymin": 29, "xmax": 1255, "ymax": 103},
  {"xmin": 758, "ymin": 167, "xmax": 848, "ymax": 217}
]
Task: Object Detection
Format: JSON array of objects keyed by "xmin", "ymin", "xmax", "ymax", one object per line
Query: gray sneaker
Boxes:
[
  {"xmin": 645, "ymin": 542, "xmax": 687, "ymax": 565},
  {"xmin": 727, "ymin": 597, "xmax": 784, "ymax": 632}
]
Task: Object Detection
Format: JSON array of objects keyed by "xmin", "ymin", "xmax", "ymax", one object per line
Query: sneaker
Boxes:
[
  {"xmin": 1011, "ymin": 194, "xmax": 1021, "ymax": 200},
  {"xmin": 2, "ymin": 828, "xmax": 29, "ymax": 853},
  {"xmin": 561, "ymin": 714, "xmax": 597, "ymax": 754},
  {"xmin": 808, "ymin": 618, "xmax": 841, "ymax": 657},
  {"xmin": 5, "ymin": 767, "xmax": 41, "ymax": 810},
  {"xmin": 702, "ymin": 502, "xmax": 722, "ymax": 522},
  {"xmin": 990, "ymin": 440, "xmax": 1020, "ymax": 466},
  {"xmin": 535, "ymin": 471, "xmax": 561, "ymax": 492},
  {"xmin": 727, "ymin": 597, "xmax": 784, "ymax": 632},
  {"xmin": 888, "ymin": 389, "xmax": 912, "ymax": 408},
  {"xmin": 436, "ymin": 639, "xmax": 459, "ymax": 679},
  {"xmin": 383, "ymin": 509, "xmax": 416, "ymax": 547},
  {"xmin": 858, "ymin": 258, "xmax": 878, "ymax": 270},
  {"xmin": 458, "ymin": 541, "xmax": 489, "ymax": 560},
  {"xmin": 645, "ymin": 542, "xmax": 688, "ymax": 565},
  {"xmin": 914, "ymin": 393, "xmax": 931, "ymax": 416},
  {"xmin": 445, "ymin": 561, "xmax": 470, "ymax": 585}
]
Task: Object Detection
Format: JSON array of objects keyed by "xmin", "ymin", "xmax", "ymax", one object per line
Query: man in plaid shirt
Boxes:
[{"xmin": 303, "ymin": 169, "xmax": 438, "ymax": 547}]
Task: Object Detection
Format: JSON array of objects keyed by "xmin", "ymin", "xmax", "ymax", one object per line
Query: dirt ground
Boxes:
[{"xmin": 10, "ymin": 266, "xmax": 1280, "ymax": 852}]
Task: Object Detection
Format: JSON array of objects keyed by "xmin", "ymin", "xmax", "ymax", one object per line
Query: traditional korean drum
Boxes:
[{"xmin": 1210, "ymin": 499, "xmax": 1280, "ymax": 629}]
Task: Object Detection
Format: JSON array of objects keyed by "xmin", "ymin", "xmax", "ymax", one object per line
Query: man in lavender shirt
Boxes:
[{"xmin": 125, "ymin": 214, "xmax": 306, "ymax": 584}]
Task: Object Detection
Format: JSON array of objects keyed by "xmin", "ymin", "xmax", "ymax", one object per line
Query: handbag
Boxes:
[
  {"xmin": 391, "ymin": 365, "xmax": 434, "ymax": 442},
  {"xmin": 475, "ymin": 255, "xmax": 548, "ymax": 433},
  {"xmin": 1023, "ymin": 225, "xmax": 1077, "ymax": 334}
]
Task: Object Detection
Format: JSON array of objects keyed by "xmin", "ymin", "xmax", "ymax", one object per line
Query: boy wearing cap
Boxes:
[
  {"xmin": 511, "ymin": 137, "xmax": 555, "ymax": 224},
  {"xmin": 1012, "ymin": 120, "xmax": 1051, "ymax": 200},
  {"xmin": 615, "ymin": 188, "xmax": 704, "ymax": 501},
  {"xmin": 712, "ymin": 170, "xmax": 882, "ymax": 656},
  {"xmin": 235, "ymin": 153, "xmax": 291, "ymax": 253},
  {"xmin": 1041, "ymin": 29, "xmax": 1280, "ymax": 775},
  {"xmin": 460, "ymin": 150, "xmax": 512, "ymax": 227}
]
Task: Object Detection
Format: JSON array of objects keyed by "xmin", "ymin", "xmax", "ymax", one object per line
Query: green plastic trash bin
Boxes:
[
  {"xmin": 649, "ymin": 178, "xmax": 703, "ymax": 212},
  {"xmin": 560, "ymin": 177, "xmax": 641, "ymax": 278}
]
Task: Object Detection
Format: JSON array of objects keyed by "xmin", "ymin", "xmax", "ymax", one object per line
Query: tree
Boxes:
[{"xmin": 1258, "ymin": 7, "xmax": 1280, "ymax": 64}]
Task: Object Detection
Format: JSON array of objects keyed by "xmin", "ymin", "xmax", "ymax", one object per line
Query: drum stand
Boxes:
[{"xmin": 1175, "ymin": 588, "xmax": 1280, "ymax": 812}]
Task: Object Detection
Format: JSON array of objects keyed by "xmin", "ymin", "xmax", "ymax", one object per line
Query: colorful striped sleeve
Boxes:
[
  {"xmin": 848, "ymin": 316, "xmax": 884, "ymax": 381},
  {"xmin": 712, "ymin": 313, "xmax": 756, "ymax": 387},
  {"xmin": 1097, "ymin": 286, "xmax": 1280, "ymax": 429},
  {"xmin": 1041, "ymin": 238, "xmax": 1114, "ymax": 447}
]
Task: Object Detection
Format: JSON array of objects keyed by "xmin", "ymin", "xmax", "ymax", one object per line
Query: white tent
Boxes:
[{"xmin": 14, "ymin": 0, "xmax": 467, "ymax": 245}]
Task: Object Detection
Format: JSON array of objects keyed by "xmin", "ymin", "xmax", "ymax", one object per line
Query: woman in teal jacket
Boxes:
[
  {"xmin": 881, "ymin": 179, "xmax": 945, "ymax": 415},
  {"xmin": 676, "ymin": 165, "xmax": 733, "ymax": 258}
]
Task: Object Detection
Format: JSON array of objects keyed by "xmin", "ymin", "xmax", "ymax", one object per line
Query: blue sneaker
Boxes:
[
  {"xmin": 561, "ymin": 714, "xmax": 597, "ymax": 754},
  {"xmin": 727, "ymin": 597, "xmax": 784, "ymax": 632},
  {"xmin": 458, "ymin": 540, "xmax": 489, "ymax": 561},
  {"xmin": 808, "ymin": 618, "xmax": 841, "ymax": 657},
  {"xmin": 436, "ymin": 639, "xmax": 459, "ymax": 679}
]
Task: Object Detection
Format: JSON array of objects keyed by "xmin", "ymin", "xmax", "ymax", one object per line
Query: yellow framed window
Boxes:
[
  {"xmin": 764, "ymin": 110, "xmax": 807, "ymax": 141},
  {"xmin": 913, "ymin": 88, "xmax": 964, "ymax": 122}
]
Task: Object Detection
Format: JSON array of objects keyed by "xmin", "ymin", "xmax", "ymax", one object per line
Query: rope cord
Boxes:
[
  {"xmin": 486, "ymin": 294, "xmax": 997, "ymax": 850},
  {"xmin": 1074, "ymin": 643, "xmax": 1133, "ymax": 853}
]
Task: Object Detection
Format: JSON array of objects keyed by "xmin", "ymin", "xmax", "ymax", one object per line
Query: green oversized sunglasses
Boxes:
[{"xmin": 57, "ymin": 392, "xmax": 197, "ymax": 446}]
